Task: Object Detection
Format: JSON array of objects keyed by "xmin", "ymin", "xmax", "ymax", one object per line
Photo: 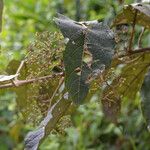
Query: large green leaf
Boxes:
[
  {"xmin": 113, "ymin": 3, "xmax": 150, "ymax": 29},
  {"xmin": 141, "ymin": 69, "xmax": 150, "ymax": 128},
  {"xmin": 54, "ymin": 14, "xmax": 115, "ymax": 104},
  {"xmin": 0, "ymin": 0, "xmax": 3, "ymax": 32}
]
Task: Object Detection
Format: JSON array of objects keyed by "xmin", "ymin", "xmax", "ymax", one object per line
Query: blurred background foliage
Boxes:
[{"xmin": 0, "ymin": 0, "xmax": 150, "ymax": 150}]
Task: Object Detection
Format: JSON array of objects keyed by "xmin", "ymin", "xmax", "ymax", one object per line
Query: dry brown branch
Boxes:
[
  {"xmin": 138, "ymin": 27, "xmax": 145, "ymax": 48},
  {"xmin": 114, "ymin": 47, "xmax": 150, "ymax": 59},
  {"xmin": 0, "ymin": 72, "xmax": 64, "ymax": 89},
  {"xmin": 15, "ymin": 60, "xmax": 26, "ymax": 81},
  {"xmin": 0, "ymin": 47, "xmax": 150, "ymax": 90},
  {"xmin": 128, "ymin": 10, "xmax": 137, "ymax": 53},
  {"xmin": 49, "ymin": 77, "xmax": 64, "ymax": 108}
]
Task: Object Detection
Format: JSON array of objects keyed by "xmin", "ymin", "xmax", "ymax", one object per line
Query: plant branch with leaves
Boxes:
[{"xmin": 0, "ymin": 2, "xmax": 150, "ymax": 150}]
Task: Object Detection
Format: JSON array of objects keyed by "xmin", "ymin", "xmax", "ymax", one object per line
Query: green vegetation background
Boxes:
[{"xmin": 0, "ymin": 0, "xmax": 150, "ymax": 150}]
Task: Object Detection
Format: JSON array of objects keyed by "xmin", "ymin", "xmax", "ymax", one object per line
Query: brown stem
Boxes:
[
  {"xmin": 15, "ymin": 60, "xmax": 26, "ymax": 81},
  {"xmin": 0, "ymin": 47, "xmax": 150, "ymax": 90},
  {"xmin": 138, "ymin": 27, "xmax": 145, "ymax": 48},
  {"xmin": 114, "ymin": 47, "xmax": 150, "ymax": 59},
  {"xmin": 49, "ymin": 77, "xmax": 64, "ymax": 107},
  {"xmin": 128, "ymin": 10, "xmax": 137, "ymax": 53},
  {"xmin": 0, "ymin": 72, "xmax": 64, "ymax": 89}
]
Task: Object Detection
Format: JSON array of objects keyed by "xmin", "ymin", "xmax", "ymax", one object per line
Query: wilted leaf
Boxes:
[
  {"xmin": 102, "ymin": 53, "xmax": 150, "ymax": 121},
  {"xmin": 117, "ymin": 54, "xmax": 150, "ymax": 99},
  {"xmin": 0, "ymin": 0, "xmax": 3, "ymax": 32},
  {"xmin": 113, "ymin": 3, "xmax": 150, "ymax": 29},
  {"xmin": 54, "ymin": 14, "xmax": 115, "ymax": 104},
  {"xmin": 102, "ymin": 86, "xmax": 121, "ymax": 122},
  {"xmin": 0, "ymin": 74, "xmax": 19, "ymax": 82},
  {"xmin": 24, "ymin": 96, "xmax": 71, "ymax": 150},
  {"xmin": 15, "ymin": 84, "xmax": 42, "ymax": 124},
  {"xmin": 36, "ymin": 77, "xmax": 61, "ymax": 117},
  {"xmin": 6, "ymin": 32, "xmax": 64, "ymax": 123},
  {"xmin": 141, "ymin": 69, "xmax": 150, "ymax": 128}
]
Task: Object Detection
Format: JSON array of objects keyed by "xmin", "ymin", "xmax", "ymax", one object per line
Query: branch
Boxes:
[
  {"xmin": 114, "ymin": 47, "xmax": 150, "ymax": 59},
  {"xmin": 138, "ymin": 27, "xmax": 145, "ymax": 48},
  {"xmin": 128, "ymin": 10, "xmax": 137, "ymax": 53},
  {"xmin": 0, "ymin": 72, "xmax": 64, "ymax": 89},
  {"xmin": 15, "ymin": 60, "xmax": 26, "ymax": 81},
  {"xmin": 49, "ymin": 77, "xmax": 64, "ymax": 108},
  {"xmin": 0, "ymin": 47, "xmax": 150, "ymax": 90}
]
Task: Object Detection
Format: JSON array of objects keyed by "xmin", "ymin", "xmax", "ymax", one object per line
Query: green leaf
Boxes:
[
  {"xmin": 24, "ymin": 95, "xmax": 71, "ymax": 150},
  {"xmin": 141, "ymin": 70, "xmax": 150, "ymax": 128},
  {"xmin": 86, "ymin": 21, "xmax": 115, "ymax": 70},
  {"xmin": 54, "ymin": 13, "xmax": 84, "ymax": 40},
  {"xmin": 54, "ymin": 14, "xmax": 115, "ymax": 104},
  {"xmin": 113, "ymin": 3, "xmax": 150, "ymax": 29},
  {"xmin": 0, "ymin": 0, "xmax": 3, "ymax": 32},
  {"xmin": 102, "ymin": 54, "xmax": 150, "ymax": 121},
  {"xmin": 6, "ymin": 32, "xmax": 64, "ymax": 123},
  {"xmin": 64, "ymin": 33, "xmax": 90, "ymax": 104}
]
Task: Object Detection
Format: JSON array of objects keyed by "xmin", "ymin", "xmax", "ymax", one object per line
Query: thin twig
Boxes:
[
  {"xmin": 114, "ymin": 47, "xmax": 150, "ymax": 59},
  {"xmin": 15, "ymin": 60, "xmax": 26, "ymax": 81},
  {"xmin": 49, "ymin": 77, "xmax": 64, "ymax": 108},
  {"xmin": 10, "ymin": 79, "xmax": 18, "ymax": 87},
  {"xmin": 15, "ymin": 60, "xmax": 25, "ymax": 75},
  {"xmin": 128, "ymin": 10, "xmax": 137, "ymax": 53},
  {"xmin": 138, "ymin": 27, "xmax": 145, "ymax": 48},
  {"xmin": 0, "ymin": 72, "xmax": 64, "ymax": 89},
  {"xmin": 0, "ymin": 47, "xmax": 150, "ymax": 90}
]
